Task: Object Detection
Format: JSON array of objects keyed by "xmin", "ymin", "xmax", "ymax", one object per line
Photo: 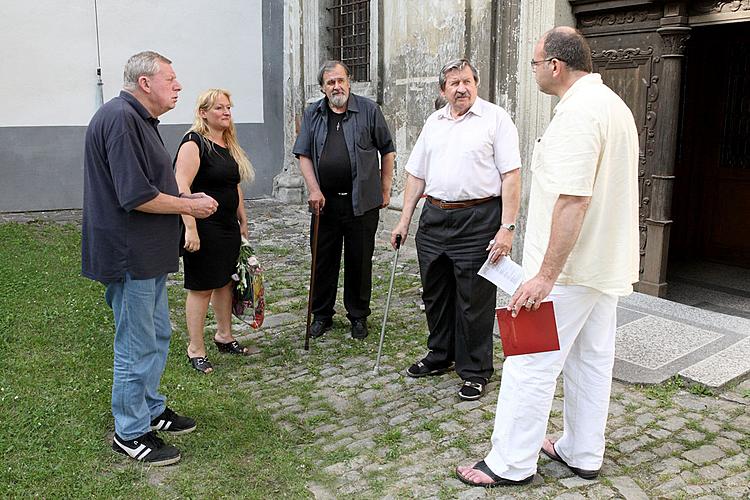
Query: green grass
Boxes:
[
  {"xmin": 0, "ymin": 219, "xmax": 440, "ymax": 498},
  {"xmin": 0, "ymin": 223, "xmax": 311, "ymax": 498},
  {"xmin": 687, "ymin": 383, "xmax": 715, "ymax": 397},
  {"xmin": 641, "ymin": 375, "xmax": 684, "ymax": 408},
  {"xmin": 738, "ymin": 435, "xmax": 750, "ymax": 451}
]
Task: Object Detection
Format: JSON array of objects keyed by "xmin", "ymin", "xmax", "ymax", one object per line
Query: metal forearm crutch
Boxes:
[
  {"xmin": 304, "ymin": 211, "xmax": 321, "ymax": 351},
  {"xmin": 374, "ymin": 234, "xmax": 402, "ymax": 373}
]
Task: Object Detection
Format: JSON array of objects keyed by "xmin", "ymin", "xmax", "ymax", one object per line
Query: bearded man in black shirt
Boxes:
[{"xmin": 293, "ymin": 60, "xmax": 396, "ymax": 340}]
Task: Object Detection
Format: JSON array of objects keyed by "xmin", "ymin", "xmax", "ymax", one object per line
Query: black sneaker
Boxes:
[
  {"xmin": 351, "ymin": 318, "xmax": 368, "ymax": 339},
  {"xmin": 112, "ymin": 431, "xmax": 181, "ymax": 466},
  {"xmin": 309, "ymin": 318, "xmax": 333, "ymax": 338},
  {"xmin": 150, "ymin": 407, "xmax": 196, "ymax": 435},
  {"xmin": 405, "ymin": 359, "xmax": 454, "ymax": 378}
]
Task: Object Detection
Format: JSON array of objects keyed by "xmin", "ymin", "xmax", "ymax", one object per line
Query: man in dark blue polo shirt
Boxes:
[
  {"xmin": 82, "ymin": 51, "xmax": 217, "ymax": 466},
  {"xmin": 293, "ymin": 60, "xmax": 395, "ymax": 341}
]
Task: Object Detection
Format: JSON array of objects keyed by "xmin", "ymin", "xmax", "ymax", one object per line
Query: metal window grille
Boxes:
[{"xmin": 327, "ymin": 0, "xmax": 370, "ymax": 81}]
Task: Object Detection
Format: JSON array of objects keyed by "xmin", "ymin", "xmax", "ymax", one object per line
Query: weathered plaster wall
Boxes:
[
  {"xmin": 513, "ymin": 0, "xmax": 575, "ymax": 257},
  {"xmin": 280, "ymin": 0, "xmax": 577, "ymax": 258},
  {"xmin": 381, "ymin": 0, "xmax": 472, "ymax": 198},
  {"xmin": 467, "ymin": 1, "xmax": 495, "ymax": 103},
  {"xmin": 274, "ymin": 0, "xmax": 306, "ymax": 203}
]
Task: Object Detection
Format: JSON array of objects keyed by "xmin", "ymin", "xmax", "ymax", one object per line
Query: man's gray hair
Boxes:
[
  {"xmin": 439, "ymin": 59, "xmax": 479, "ymax": 90},
  {"xmin": 123, "ymin": 51, "xmax": 172, "ymax": 91},
  {"xmin": 317, "ymin": 60, "xmax": 351, "ymax": 86}
]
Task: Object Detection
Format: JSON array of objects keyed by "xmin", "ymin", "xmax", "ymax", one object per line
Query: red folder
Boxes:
[{"xmin": 496, "ymin": 301, "xmax": 560, "ymax": 356}]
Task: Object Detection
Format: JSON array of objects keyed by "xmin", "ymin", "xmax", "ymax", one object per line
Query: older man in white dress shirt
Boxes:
[{"xmin": 391, "ymin": 58, "xmax": 521, "ymax": 401}]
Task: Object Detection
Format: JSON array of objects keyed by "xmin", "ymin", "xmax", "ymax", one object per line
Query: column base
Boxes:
[
  {"xmin": 641, "ymin": 219, "xmax": 672, "ymax": 298},
  {"xmin": 635, "ymin": 280, "xmax": 668, "ymax": 298},
  {"xmin": 272, "ymin": 172, "xmax": 305, "ymax": 204}
]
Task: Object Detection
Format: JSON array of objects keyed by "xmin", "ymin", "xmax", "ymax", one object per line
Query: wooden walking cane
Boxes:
[{"xmin": 304, "ymin": 210, "xmax": 321, "ymax": 351}]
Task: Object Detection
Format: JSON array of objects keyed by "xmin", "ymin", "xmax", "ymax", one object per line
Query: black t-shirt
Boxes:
[
  {"xmin": 317, "ymin": 111, "xmax": 352, "ymax": 194},
  {"xmin": 292, "ymin": 93, "xmax": 396, "ymax": 215},
  {"xmin": 81, "ymin": 91, "xmax": 180, "ymax": 283}
]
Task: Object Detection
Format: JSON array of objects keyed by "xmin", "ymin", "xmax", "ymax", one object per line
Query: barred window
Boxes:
[{"xmin": 326, "ymin": 0, "xmax": 370, "ymax": 81}]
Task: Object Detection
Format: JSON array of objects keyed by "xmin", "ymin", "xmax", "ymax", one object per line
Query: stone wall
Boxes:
[{"xmin": 279, "ymin": 0, "xmax": 576, "ymax": 259}]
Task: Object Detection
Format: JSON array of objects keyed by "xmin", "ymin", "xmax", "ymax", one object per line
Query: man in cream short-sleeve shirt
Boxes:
[
  {"xmin": 457, "ymin": 27, "xmax": 639, "ymax": 487},
  {"xmin": 391, "ymin": 58, "xmax": 521, "ymax": 402}
]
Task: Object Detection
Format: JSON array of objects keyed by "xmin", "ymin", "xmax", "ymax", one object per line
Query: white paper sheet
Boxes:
[{"xmin": 478, "ymin": 256, "xmax": 524, "ymax": 296}]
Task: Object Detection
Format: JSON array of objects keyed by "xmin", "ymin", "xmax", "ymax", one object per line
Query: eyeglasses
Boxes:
[{"xmin": 529, "ymin": 57, "xmax": 566, "ymax": 72}]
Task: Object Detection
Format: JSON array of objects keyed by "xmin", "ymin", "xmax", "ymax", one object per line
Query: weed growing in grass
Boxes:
[
  {"xmin": 688, "ymin": 383, "xmax": 715, "ymax": 397},
  {"xmin": 306, "ymin": 413, "xmax": 332, "ymax": 427},
  {"xmin": 375, "ymin": 428, "xmax": 403, "ymax": 446},
  {"xmin": 642, "ymin": 375, "xmax": 684, "ymax": 408},
  {"xmin": 414, "ymin": 394, "xmax": 435, "ymax": 408},
  {"xmin": 450, "ymin": 435, "xmax": 471, "ymax": 452},
  {"xmin": 438, "ymin": 485, "xmax": 461, "ymax": 499},
  {"xmin": 420, "ymin": 419, "xmax": 438, "ymax": 432},
  {"xmin": 256, "ymin": 244, "xmax": 292, "ymax": 257},
  {"xmin": 322, "ymin": 447, "xmax": 356, "ymax": 466}
]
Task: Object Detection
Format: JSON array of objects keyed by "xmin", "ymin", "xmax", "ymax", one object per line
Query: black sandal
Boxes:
[
  {"xmin": 455, "ymin": 460, "xmax": 534, "ymax": 488},
  {"xmin": 540, "ymin": 439, "xmax": 600, "ymax": 479},
  {"xmin": 458, "ymin": 379, "xmax": 485, "ymax": 401},
  {"xmin": 214, "ymin": 339, "xmax": 249, "ymax": 356},
  {"xmin": 188, "ymin": 355, "xmax": 213, "ymax": 373}
]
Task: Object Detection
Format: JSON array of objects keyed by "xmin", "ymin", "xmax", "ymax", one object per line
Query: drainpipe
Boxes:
[{"xmin": 94, "ymin": 0, "xmax": 104, "ymax": 108}]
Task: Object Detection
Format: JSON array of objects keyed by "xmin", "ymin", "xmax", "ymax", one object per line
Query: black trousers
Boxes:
[
  {"xmin": 415, "ymin": 198, "xmax": 501, "ymax": 381},
  {"xmin": 309, "ymin": 194, "xmax": 379, "ymax": 322}
]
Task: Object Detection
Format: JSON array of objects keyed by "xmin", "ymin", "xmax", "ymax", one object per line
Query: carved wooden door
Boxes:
[{"xmin": 587, "ymin": 31, "xmax": 661, "ymax": 279}]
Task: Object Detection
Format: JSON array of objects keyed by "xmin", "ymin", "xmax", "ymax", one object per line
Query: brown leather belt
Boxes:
[{"xmin": 426, "ymin": 195, "xmax": 497, "ymax": 210}]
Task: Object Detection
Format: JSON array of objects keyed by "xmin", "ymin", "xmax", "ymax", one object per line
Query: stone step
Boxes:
[{"xmin": 679, "ymin": 336, "xmax": 750, "ymax": 389}]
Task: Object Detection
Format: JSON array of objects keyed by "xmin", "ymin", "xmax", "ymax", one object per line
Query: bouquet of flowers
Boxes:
[{"xmin": 231, "ymin": 237, "xmax": 265, "ymax": 329}]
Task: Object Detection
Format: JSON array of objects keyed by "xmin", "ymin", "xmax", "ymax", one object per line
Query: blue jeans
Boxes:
[{"xmin": 105, "ymin": 274, "xmax": 171, "ymax": 440}]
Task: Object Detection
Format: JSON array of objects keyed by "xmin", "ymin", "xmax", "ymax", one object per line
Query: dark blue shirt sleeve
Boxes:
[
  {"xmin": 372, "ymin": 106, "xmax": 395, "ymax": 155},
  {"xmin": 292, "ymin": 108, "xmax": 313, "ymax": 158},
  {"xmin": 105, "ymin": 130, "xmax": 160, "ymax": 212}
]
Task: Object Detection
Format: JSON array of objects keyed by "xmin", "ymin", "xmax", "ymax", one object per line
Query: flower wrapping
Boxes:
[{"xmin": 231, "ymin": 237, "xmax": 265, "ymax": 329}]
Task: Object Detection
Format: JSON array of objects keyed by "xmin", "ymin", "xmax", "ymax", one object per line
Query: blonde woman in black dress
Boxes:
[{"xmin": 175, "ymin": 89, "xmax": 255, "ymax": 373}]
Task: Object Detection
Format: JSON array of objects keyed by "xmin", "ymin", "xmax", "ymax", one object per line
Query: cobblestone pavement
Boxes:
[
  {"xmin": 241, "ymin": 199, "xmax": 750, "ymax": 500},
  {"xmin": 5, "ymin": 199, "xmax": 749, "ymax": 499}
]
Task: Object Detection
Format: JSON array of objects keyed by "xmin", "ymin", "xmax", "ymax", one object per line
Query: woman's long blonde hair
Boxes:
[{"xmin": 189, "ymin": 88, "xmax": 254, "ymax": 182}]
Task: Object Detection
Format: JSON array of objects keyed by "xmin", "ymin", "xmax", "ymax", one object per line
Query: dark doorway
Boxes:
[{"xmin": 668, "ymin": 22, "xmax": 750, "ymax": 318}]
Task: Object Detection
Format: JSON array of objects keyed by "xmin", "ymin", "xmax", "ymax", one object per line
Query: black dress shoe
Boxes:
[
  {"xmin": 309, "ymin": 318, "xmax": 333, "ymax": 338},
  {"xmin": 350, "ymin": 318, "xmax": 368, "ymax": 339}
]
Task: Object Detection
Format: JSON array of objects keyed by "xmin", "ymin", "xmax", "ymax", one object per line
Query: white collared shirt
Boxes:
[
  {"xmin": 523, "ymin": 73, "xmax": 640, "ymax": 295},
  {"xmin": 405, "ymin": 97, "xmax": 521, "ymax": 200}
]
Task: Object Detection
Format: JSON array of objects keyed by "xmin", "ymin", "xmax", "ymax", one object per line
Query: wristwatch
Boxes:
[{"xmin": 500, "ymin": 223, "xmax": 516, "ymax": 231}]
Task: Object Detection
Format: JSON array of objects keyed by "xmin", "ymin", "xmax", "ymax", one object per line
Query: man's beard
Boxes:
[{"xmin": 329, "ymin": 92, "xmax": 348, "ymax": 108}]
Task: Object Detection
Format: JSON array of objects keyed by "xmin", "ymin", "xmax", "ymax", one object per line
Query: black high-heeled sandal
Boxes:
[
  {"xmin": 188, "ymin": 355, "xmax": 213, "ymax": 373},
  {"xmin": 214, "ymin": 339, "xmax": 249, "ymax": 355}
]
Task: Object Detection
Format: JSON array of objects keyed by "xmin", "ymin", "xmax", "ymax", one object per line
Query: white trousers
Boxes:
[{"xmin": 484, "ymin": 285, "xmax": 618, "ymax": 480}]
